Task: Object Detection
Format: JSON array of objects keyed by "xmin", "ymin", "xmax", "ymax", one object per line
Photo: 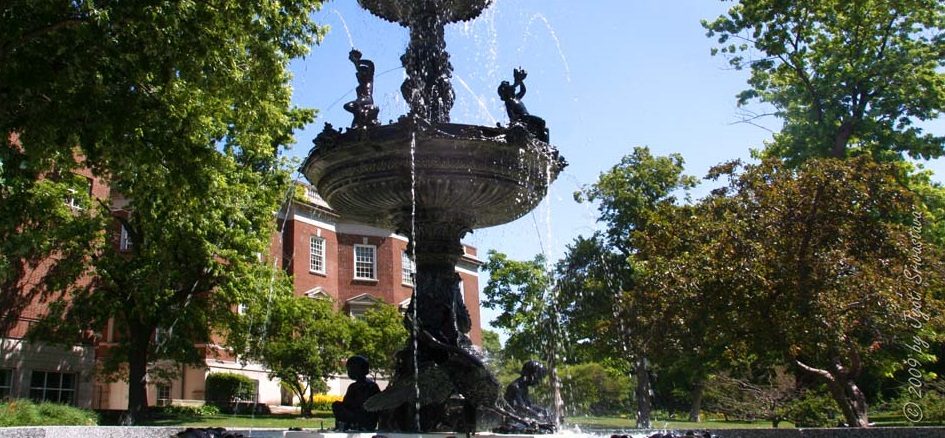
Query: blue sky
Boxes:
[{"xmin": 288, "ymin": 0, "xmax": 945, "ymax": 337}]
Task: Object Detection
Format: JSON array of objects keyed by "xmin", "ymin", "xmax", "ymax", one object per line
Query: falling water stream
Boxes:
[
  {"xmin": 409, "ymin": 131, "xmax": 422, "ymax": 432},
  {"xmin": 331, "ymin": 8, "xmax": 356, "ymax": 49}
]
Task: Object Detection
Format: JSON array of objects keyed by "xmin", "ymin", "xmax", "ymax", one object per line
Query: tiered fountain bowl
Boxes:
[
  {"xmin": 301, "ymin": 0, "xmax": 566, "ymax": 433},
  {"xmin": 302, "ymin": 121, "xmax": 565, "ymax": 236}
]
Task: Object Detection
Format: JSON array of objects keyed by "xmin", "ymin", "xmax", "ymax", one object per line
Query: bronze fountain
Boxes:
[{"xmin": 301, "ymin": 0, "xmax": 566, "ymax": 432}]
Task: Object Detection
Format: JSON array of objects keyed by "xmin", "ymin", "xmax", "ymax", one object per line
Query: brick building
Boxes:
[{"xmin": 1, "ymin": 178, "xmax": 482, "ymax": 409}]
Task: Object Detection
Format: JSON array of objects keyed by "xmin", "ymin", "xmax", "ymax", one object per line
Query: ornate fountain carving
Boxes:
[{"xmin": 302, "ymin": 0, "xmax": 566, "ymax": 433}]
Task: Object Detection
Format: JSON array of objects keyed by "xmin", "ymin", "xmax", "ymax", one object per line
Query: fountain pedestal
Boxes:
[{"xmin": 302, "ymin": 0, "xmax": 565, "ymax": 432}]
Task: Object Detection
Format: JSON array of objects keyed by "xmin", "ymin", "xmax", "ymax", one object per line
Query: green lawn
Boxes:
[
  {"xmin": 565, "ymin": 416, "xmax": 796, "ymax": 430},
  {"xmin": 142, "ymin": 413, "xmax": 334, "ymax": 429}
]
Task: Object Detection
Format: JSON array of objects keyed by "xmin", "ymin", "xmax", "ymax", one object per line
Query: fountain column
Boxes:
[
  {"xmin": 303, "ymin": 0, "xmax": 566, "ymax": 432},
  {"xmin": 401, "ymin": 11, "xmax": 454, "ymax": 123}
]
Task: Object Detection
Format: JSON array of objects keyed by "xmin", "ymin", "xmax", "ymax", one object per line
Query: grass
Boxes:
[
  {"xmin": 565, "ymin": 416, "xmax": 796, "ymax": 430},
  {"xmin": 141, "ymin": 412, "xmax": 335, "ymax": 429}
]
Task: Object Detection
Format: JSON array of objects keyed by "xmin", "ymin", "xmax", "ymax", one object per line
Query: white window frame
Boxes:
[
  {"xmin": 156, "ymin": 383, "xmax": 171, "ymax": 406},
  {"xmin": 309, "ymin": 236, "xmax": 326, "ymax": 275},
  {"xmin": 64, "ymin": 188, "xmax": 83, "ymax": 210},
  {"xmin": 119, "ymin": 224, "xmax": 133, "ymax": 252},
  {"xmin": 353, "ymin": 244, "xmax": 377, "ymax": 281},
  {"xmin": 29, "ymin": 371, "xmax": 76, "ymax": 405},
  {"xmin": 401, "ymin": 251, "xmax": 416, "ymax": 286}
]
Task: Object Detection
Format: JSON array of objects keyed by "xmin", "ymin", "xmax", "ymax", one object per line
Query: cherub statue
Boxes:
[
  {"xmin": 498, "ymin": 68, "xmax": 549, "ymax": 142},
  {"xmin": 332, "ymin": 355, "xmax": 381, "ymax": 431},
  {"xmin": 494, "ymin": 360, "xmax": 555, "ymax": 433},
  {"xmin": 344, "ymin": 49, "xmax": 380, "ymax": 129},
  {"xmin": 498, "ymin": 68, "xmax": 530, "ymax": 122}
]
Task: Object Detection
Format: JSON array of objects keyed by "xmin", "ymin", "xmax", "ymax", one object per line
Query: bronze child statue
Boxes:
[
  {"xmin": 332, "ymin": 355, "xmax": 381, "ymax": 431},
  {"xmin": 498, "ymin": 68, "xmax": 549, "ymax": 142},
  {"xmin": 344, "ymin": 49, "xmax": 380, "ymax": 129},
  {"xmin": 495, "ymin": 360, "xmax": 555, "ymax": 433}
]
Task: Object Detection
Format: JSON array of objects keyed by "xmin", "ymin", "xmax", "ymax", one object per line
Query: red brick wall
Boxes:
[
  {"xmin": 286, "ymin": 220, "xmax": 339, "ymax": 301},
  {"xmin": 460, "ymin": 270, "xmax": 482, "ymax": 346}
]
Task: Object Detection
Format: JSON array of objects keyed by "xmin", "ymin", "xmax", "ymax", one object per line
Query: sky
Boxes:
[{"xmin": 287, "ymin": 0, "xmax": 945, "ymax": 338}]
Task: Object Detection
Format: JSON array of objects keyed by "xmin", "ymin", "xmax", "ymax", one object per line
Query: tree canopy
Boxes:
[
  {"xmin": 2, "ymin": 0, "xmax": 328, "ymax": 423},
  {"xmin": 703, "ymin": 0, "xmax": 945, "ymax": 162}
]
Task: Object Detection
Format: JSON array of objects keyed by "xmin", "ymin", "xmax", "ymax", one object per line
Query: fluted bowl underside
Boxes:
[
  {"xmin": 302, "ymin": 122, "xmax": 564, "ymax": 232},
  {"xmin": 357, "ymin": 0, "xmax": 493, "ymax": 25}
]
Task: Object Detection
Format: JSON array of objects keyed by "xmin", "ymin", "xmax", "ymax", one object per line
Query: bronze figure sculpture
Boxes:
[{"xmin": 343, "ymin": 49, "xmax": 380, "ymax": 129}]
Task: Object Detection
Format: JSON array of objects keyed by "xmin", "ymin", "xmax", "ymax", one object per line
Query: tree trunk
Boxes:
[
  {"xmin": 301, "ymin": 387, "xmax": 313, "ymax": 417},
  {"xmin": 796, "ymin": 360, "xmax": 870, "ymax": 427},
  {"xmin": 688, "ymin": 379, "xmax": 704, "ymax": 423},
  {"xmin": 634, "ymin": 358, "xmax": 652, "ymax": 429},
  {"xmin": 826, "ymin": 377, "xmax": 870, "ymax": 427},
  {"xmin": 125, "ymin": 325, "xmax": 151, "ymax": 425}
]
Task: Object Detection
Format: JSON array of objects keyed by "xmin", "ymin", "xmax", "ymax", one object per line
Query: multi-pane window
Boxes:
[
  {"xmin": 309, "ymin": 236, "xmax": 326, "ymax": 274},
  {"xmin": 402, "ymin": 251, "xmax": 416, "ymax": 286},
  {"xmin": 119, "ymin": 224, "xmax": 133, "ymax": 252},
  {"xmin": 0, "ymin": 369, "xmax": 12, "ymax": 399},
  {"xmin": 154, "ymin": 326, "xmax": 169, "ymax": 345},
  {"xmin": 353, "ymin": 244, "xmax": 376, "ymax": 280},
  {"xmin": 29, "ymin": 371, "xmax": 76, "ymax": 405},
  {"xmin": 156, "ymin": 383, "xmax": 171, "ymax": 406}
]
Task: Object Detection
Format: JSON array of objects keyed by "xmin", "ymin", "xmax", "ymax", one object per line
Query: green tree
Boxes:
[
  {"xmin": 557, "ymin": 362, "xmax": 631, "ymax": 417},
  {"xmin": 573, "ymin": 146, "xmax": 697, "ymax": 428},
  {"xmin": 698, "ymin": 157, "xmax": 944, "ymax": 427},
  {"xmin": 350, "ymin": 302, "xmax": 409, "ymax": 377},
  {"xmin": 482, "ymin": 250, "xmax": 565, "ymax": 421},
  {"xmin": 480, "ymin": 329, "xmax": 505, "ymax": 375},
  {"xmin": 3, "ymin": 0, "xmax": 327, "ymax": 423},
  {"xmin": 703, "ymin": 0, "xmax": 945, "ymax": 162},
  {"xmin": 482, "ymin": 252, "xmax": 554, "ymax": 362},
  {"xmin": 234, "ymin": 293, "xmax": 352, "ymax": 417}
]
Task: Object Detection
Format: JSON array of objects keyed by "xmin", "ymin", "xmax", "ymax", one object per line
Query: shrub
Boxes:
[
  {"xmin": 152, "ymin": 403, "xmax": 221, "ymax": 417},
  {"xmin": 557, "ymin": 362, "xmax": 631, "ymax": 416},
  {"xmin": 0, "ymin": 399, "xmax": 98, "ymax": 426},
  {"xmin": 894, "ymin": 379, "xmax": 945, "ymax": 422},
  {"xmin": 785, "ymin": 390, "xmax": 840, "ymax": 427},
  {"xmin": 205, "ymin": 372, "xmax": 256, "ymax": 406}
]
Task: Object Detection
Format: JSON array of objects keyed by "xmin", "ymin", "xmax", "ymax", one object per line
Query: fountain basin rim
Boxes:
[{"xmin": 301, "ymin": 120, "xmax": 566, "ymax": 233}]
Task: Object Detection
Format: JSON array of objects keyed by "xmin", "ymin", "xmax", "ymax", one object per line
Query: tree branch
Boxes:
[{"xmin": 795, "ymin": 359, "xmax": 835, "ymax": 382}]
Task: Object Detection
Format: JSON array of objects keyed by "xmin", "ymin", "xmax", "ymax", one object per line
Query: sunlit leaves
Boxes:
[{"xmin": 703, "ymin": 0, "xmax": 945, "ymax": 162}]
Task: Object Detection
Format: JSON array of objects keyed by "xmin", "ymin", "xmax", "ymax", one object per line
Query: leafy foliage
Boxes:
[
  {"xmin": 204, "ymin": 373, "xmax": 257, "ymax": 406},
  {"xmin": 482, "ymin": 251, "xmax": 554, "ymax": 362},
  {"xmin": 232, "ymin": 291, "xmax": 352, "ymax": 417},
  {"xmin": 0, "ymin": 400, "xmax": 98, "ymax": 426},
  {"xmin": 151, "ymin": 403, "xmax": 221, "ymax": 418},
  {"xmin": 349, "ymin": 302, "xmax": 408, "ymax": 376},
  {"xmin": 558, "ymin": 362, "xmax": 631, "ymax": 417},
  {"xmin": 687, "ymin": 157, "xmax": 944, "ymax": 426},
  {"xmin": 703, "ymin": 0, "xmax": 945, "ymax": 162},
  {"xmin": 2, "ymin": 0, "xmax": 328, "ymax": 423},
  {"xmin": 0, "ymin": 156, "xmax": 105, "ymax": 335}
]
